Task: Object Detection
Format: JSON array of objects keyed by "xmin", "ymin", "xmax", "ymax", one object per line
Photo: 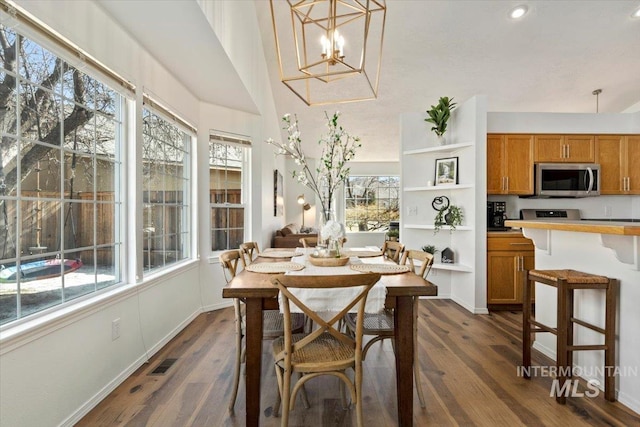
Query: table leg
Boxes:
[
  {"xmin": 394, "ymin": 296, "xmax": 414, "ymax": 426},
  {"xmin": 245, "ymin": 298, "xmax": 264, "ymax": 426}
]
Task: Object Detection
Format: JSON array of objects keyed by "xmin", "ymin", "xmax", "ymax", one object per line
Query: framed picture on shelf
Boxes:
[{"xmin": 435, "ymin": 157, "xmax": 458, "ymax": 186}]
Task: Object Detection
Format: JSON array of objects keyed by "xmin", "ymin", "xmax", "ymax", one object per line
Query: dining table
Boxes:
[{"xmin": 222, "ymin": 247, "xmax": 438, "ymax": 426}]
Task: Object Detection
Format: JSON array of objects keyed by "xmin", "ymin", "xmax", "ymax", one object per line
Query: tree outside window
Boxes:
[
  {"xmin": 141, "ymin": 108, "xmax": 191, "ymax": 273},
  {"xmin": 345, "ymin": 176, "xmax": 399, "ymax": 232},
  {"xmin": 0, "ymin": 27, "xmax": 123, "ymax": 325}
]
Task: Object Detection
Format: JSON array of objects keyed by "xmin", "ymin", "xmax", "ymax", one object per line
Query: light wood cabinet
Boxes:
[
  {"xmin": 487, "ymin": 134, "xmax": 534, "ymax": 195},
  {"xmin": 534, "ymin": 134, "xmax": 595, "ymax": 163},
  {"xmin": 596, "ymin": 135, "xmax": 640, "ymax": 194},
  {"xmin": 487, "ymin": 234, "xmax": 534, "ymax": 307}
]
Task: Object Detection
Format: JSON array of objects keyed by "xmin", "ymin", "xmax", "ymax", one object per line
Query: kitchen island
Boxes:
[{"xmin": 505, "ymin": 219, "xmax": 640, "ymax": 414}]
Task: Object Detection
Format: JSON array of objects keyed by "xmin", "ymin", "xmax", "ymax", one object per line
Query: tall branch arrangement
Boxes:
[{"xmin": 266, "ymin": 112, "xmax": 361, "ymax": 215}]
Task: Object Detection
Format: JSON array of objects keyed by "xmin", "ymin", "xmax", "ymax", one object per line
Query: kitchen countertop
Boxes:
[
  {"xmin": 504, "ymin": 219, "xmax": 640, "ymax": 236},
  {"xmin": 486, "ymin": 230, "xmax": 524, "ymax": 237}
]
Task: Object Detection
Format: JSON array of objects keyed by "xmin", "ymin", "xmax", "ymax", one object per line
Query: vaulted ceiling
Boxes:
[{"xmin": 100, "ymin": 1, "xmax": 640, "ymax": 161}]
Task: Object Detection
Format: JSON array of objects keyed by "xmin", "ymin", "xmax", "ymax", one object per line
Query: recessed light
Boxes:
[
  {"xmin": 632, "ymin": 7, "xmax": 640, "ymax": 19},
  {"xmin": 509, "ymin": 5, "xmax": 529, "ymax": 19}
]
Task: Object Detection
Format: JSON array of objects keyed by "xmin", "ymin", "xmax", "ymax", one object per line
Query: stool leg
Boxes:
[
  {"xmin": 604, "ymin": 279, "xmax": 617, "ymax": 402},
  {"xmin": 522, "ymin": 274, "xmax": 532, "ymax": 378},
  {"xmin": 556, "ymin": 279, "xmax": 568, "ymax": 404},
  {"xmin": 567, "ymin": 288, "xmax": 574, "ymax": 379}
]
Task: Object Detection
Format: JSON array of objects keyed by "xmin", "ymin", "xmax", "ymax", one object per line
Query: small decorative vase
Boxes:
[
  {"xmin": 328, "ymin": 238, "xmax": 342, "ymax": 258},
  {"xmin": 445, "ymin": 212, "xmax": 454, "ymax": 225},
  {"xmin": 437, "ymin": 134, "xmax": 447, "ymax": 146}
]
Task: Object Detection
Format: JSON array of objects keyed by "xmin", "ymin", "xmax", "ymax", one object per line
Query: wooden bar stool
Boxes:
[{"xmin": 522, "ymin": 269, "xmax": 618, "ymax": 404}]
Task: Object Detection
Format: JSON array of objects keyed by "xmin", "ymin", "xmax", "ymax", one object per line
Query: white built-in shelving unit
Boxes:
[
  {"xmin": 400, "ymin": 96, "xmax": 488, "ymax": 313},
  {"xmin": 402, "ymin": 141, "xmax": 474, "ymax": 155},
  {"xmin": 404, "ymin": 183, "xmax": 474, "ymax": 192}
]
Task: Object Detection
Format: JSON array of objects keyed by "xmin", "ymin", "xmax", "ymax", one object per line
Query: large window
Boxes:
[
  {"xmin": 0, "ymin": 27, "xmax": 124, "ymax": 325},
  {"xmin": 345, "ymin": 175, "xmax": 399, "ymax": 232},
  {"xmin": 141, "ymin": 108, "xmax": 191, "ymax": 273},
  {"xmin": 209, "ymin": 137, "xmax": 248, "ymax": 252}
]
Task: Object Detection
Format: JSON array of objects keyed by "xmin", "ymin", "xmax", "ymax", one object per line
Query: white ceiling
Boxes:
[{"xmin": 99, "ymin": 0, "xmax": 640, "ymax": 162}]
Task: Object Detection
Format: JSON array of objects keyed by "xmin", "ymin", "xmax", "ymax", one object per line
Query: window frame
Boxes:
[
  {"xmin": 208, "ymin": 136, "xmax": 251, "ymax": 255},
  {"xmin": 344, "ymin": 175, "xmax": 400, "ymax": 233},
  {"xmin": 0, "ymin": 26, "xmax": 128, "ymax": 327},
  {"xmin": 140, "ymin": 105, "xmax": 194, "ymax": 276}
]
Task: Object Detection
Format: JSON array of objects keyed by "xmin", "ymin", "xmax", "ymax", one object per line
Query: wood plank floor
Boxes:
[{"xmin": 78, "ymin": 300, "xmax": 640, "ymax": 426}]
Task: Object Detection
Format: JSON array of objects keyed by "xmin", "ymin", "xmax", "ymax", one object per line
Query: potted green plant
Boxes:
[
  {"xmin": 425, "ymin": 96, "xmax": 457, "ymax": 145},
  {"xmin": 434, "ymin": 205, "xmax": 464, "ymax": 233},
  {"xmin": 421, "ymin": 245, "xmax": 438, "ymax": 255},
  {"xmin": 386, "ymin": 229, "xmax": 400, "ymax": 241}
]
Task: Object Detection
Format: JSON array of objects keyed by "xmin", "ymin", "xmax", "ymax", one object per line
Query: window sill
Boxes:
[{"xmin": 0, "ymin": 259, "xmax": 199, "ymax": 355}]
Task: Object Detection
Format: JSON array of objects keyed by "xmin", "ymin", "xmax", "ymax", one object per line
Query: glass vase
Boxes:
[{"xmin": 318, "ymin": 208, "xmax": 335, "ymax": 257}]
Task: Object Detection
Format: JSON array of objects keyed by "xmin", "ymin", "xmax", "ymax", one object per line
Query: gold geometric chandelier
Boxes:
[{"xmin": 269, "ymin": 0, "xmax": 386, "ymax": 106}]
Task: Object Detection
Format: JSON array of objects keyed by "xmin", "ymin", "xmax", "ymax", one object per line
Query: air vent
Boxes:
[{"xmin": 150, "ymin": 358, "xmax": 177, "ymax": 375}]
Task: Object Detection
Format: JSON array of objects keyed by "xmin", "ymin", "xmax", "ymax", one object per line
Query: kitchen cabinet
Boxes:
[
  {"xmin": 534, "ymin": 134, "xmax": 595, "ymax": 163},
  {"xmin": 597, "ymin": 135, "xmax": 640, "ymax": 195},
  {"xmin": 487, "ymin": 233, "xmax": 534, "ymax": 308},
  {"xmin": 487, "ymin": 134, "xmax": 534, "ymax": 195}
]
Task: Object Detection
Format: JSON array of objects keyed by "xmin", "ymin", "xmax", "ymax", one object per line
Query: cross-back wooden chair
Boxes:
[
  {"xmin": 381, "ymin": 240, "xmax": 405, "ymax": 263},
  {"xmin": 271, "ymin": 273, "xmax": 381, "ymax": 427},
  {"xmin": 400, "ymin": 249, "xmax": 435, "ymax": 279},
  {"xmin": 344, "ymin": 249, "xmax": 433, "ymax": 408},
  {"xmin": 240, "ymin": 241, "xmax": 260, "ymax": 265},
  {"xmin": 220, "ymin": 250, "xmax": 305, "ymax": 413}
]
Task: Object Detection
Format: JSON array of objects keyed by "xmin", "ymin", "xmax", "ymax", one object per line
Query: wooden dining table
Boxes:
[{"xmin": 222, "ymin": 253, "xmax": 438, "ymax": 426}]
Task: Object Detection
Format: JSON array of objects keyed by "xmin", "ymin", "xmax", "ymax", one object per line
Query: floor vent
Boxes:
[{"xmin": 150, "ymin": 358, "xmax": 177, "ymax": 375}]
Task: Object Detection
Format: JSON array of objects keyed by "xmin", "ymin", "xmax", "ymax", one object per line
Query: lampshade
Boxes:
[{"xmin": 269, "ymin": 0, "xmax": 386, "ymax": 106}]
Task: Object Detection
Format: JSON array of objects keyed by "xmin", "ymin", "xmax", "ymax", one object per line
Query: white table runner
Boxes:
[{"xmin": 279, "ymin": 254, "xmax": 390, "ymax": 314}]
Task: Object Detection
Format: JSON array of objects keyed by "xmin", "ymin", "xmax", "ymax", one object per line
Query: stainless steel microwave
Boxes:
[{"xmin": 535, "ymin": 163, "xmax": 600, "ymax": 197}]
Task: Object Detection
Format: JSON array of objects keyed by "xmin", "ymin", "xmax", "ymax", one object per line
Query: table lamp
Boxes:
[{"xmin": 297, "ymin": 194, "xmax": 311, "ymax": 227}]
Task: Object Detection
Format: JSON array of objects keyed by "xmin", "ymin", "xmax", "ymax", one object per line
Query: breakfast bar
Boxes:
[{"xmin": 505, "ymin": 219, "xmax": 640, "ymax": 408}]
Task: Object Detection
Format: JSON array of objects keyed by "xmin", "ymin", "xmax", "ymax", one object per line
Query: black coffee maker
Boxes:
[{"xmin": 487, "ymin": 201, "xmax": 507, "ymax": 230}]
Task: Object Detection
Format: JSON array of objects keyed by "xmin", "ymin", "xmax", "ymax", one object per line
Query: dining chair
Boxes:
[
  {"xmin": 240, "ymin": 241, "xmax": 260, "ymax": 264},
  {"xmin": 344, "ymin": 249, "xmax": 433, "ymax": 408},
  {"xmin": 270, "ymin": 273, "xmax": 381, "ymax": 427},
  {"xmin": 381, "ymin": 240, "xmax": 405, "ymax": 263},
  {"xmin": 220, "ymin": 250, "xmax": 306, "ymax": 413}
]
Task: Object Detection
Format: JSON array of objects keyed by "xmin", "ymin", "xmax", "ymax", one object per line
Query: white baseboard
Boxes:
[
  {"xmin": 202, "ymin": 300, "xmax": 233, "ymax": 313},
  {"xmin": 618, "ymin": 390, "xmax": 640, "ymax": 416},
  {"xmin": 450, "ymin": 295, "xmax": 489, "ymax": 314},
  {"xmin": 60, "ymin": 308, "xmax": 202, "ymax": 427},
  {"xmin": 532, "ymin": 340, "xmax": 556, "ymax": 361},
  {"xmin": 422, "ymin": 294, "xmax": 450, "ymax": 299}
]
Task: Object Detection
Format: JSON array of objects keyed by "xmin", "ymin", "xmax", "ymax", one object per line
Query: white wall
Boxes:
[{"xmin": 0, "ymin": 1, "xmax": 282, "ymax": 426}]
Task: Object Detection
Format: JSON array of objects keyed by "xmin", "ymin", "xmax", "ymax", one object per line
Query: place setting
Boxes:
[
  {"xmin": 341, "ymin": 249, "xmax": 383, "ymax": 258},
  {"xmin": 244, "ymin": 261, "xmax": 305, "ymax": 274},
  {"xmin": 258, "ymin": 249, "xmax": 298, "ymax": 258},
  {"xmin": 349, "ymin": 263, "xmax": 411, "ymax": 275}
]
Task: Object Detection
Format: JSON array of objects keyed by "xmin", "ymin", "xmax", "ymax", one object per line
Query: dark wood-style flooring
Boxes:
[{"xmin": 78, "ymin": 300, "xmax": 640, "ymax": 426}]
